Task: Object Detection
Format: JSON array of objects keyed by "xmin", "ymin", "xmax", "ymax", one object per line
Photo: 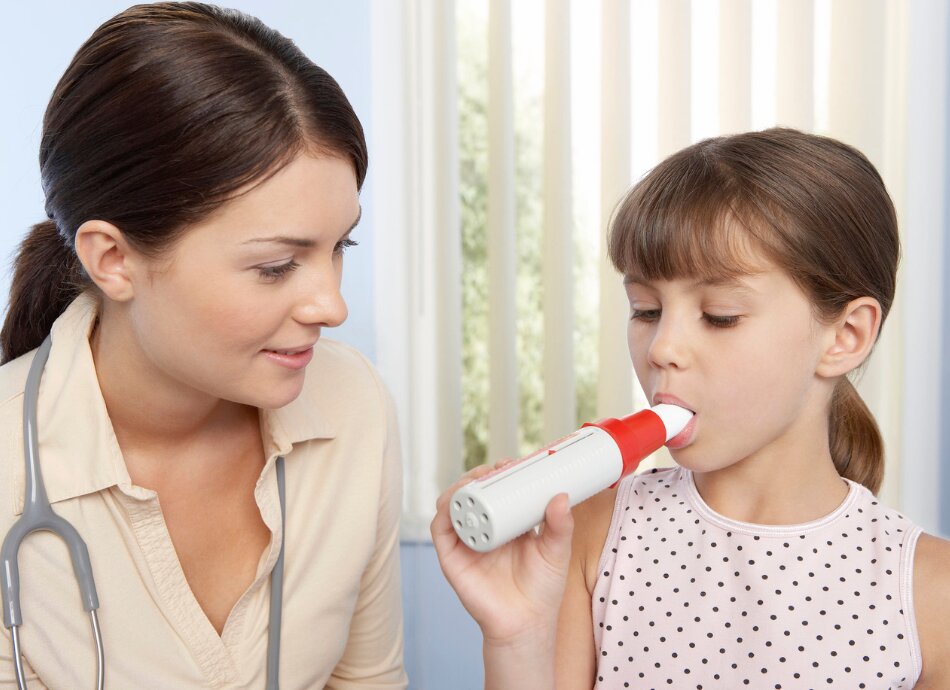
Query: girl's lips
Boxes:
[
  {"xmin": 262, "ymin": 347, "xmax": 314, "ymax": 370},
  {"xmin": 665, "ymin": 412, "xmax": 696, "ymax": 449},
  {"xmin": 652, "ymin": 394, "xmax": 695, "ymax": 413}
]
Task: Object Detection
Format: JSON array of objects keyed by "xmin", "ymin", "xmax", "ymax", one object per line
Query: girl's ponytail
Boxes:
[
  {"xmin": 829, "ymin": 378, "xmax": 884, "ymax": 494},
  {"xmin": 1, "ymin": 221, "xmax": 84, "ymax": 364}
]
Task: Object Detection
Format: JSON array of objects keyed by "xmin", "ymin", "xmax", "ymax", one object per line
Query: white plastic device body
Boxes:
[{"xmin": 451, "ymin": 404, "xmax": 691, "ymax": 552}]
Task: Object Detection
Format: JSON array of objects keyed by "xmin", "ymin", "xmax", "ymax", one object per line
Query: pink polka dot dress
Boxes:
[{"xmin": 591, "ymin": 467, "xmax": 922, "ymax": 689}]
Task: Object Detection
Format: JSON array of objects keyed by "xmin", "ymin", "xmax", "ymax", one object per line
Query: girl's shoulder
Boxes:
[
  {"xmin": 912, "ymin": 532, "xmax": 950, "ymax": 686},
  {"xmin": 573, "ymin": 467, "xmax": 681, "ymax": 590},
  {"xmin": 573, "ymin": 482, "xmax": 619, "ymax": 590}
]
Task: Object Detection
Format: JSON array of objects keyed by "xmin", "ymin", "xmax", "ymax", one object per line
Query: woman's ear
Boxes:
[
  {"xmin": 74, "ymin": 220, "xmax": 141, "ymax": 302},
  {"xmin": 816, "ymin": 297, "xmax": 883, "ymax": 378}
]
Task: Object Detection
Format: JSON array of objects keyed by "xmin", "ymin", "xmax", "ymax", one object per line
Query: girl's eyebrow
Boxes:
[
  {"xmin": 691, "ymin": 276, "xmax": 762, "ymax": 298},
  {"xmin": 621, "ymin": 275, "xmax": 759, "ymax": 296},
  {"xmin": 693, "ymin": 276, "xmax": 746, "ymax": 288},
  {"xmin": 239, "ymin": 206, "xmax": 362, "ymax": 248}
]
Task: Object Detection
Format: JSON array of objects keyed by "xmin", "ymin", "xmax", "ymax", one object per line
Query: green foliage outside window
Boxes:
[{"xmin": 459, "ymin": 2, "xmax": 598, "ymax": 470}]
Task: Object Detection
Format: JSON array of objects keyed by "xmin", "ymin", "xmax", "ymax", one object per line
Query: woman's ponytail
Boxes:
[
  {"xmin": 829, "ymin": 378, "xmax": 884, "ymax": 494},
  {"xmin": 1, "ymin": 221, "xmax": 85, "ymax": 364}
]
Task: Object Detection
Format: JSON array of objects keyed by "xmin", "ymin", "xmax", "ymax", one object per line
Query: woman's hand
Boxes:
[{"xmin": 430, "ymin": 461, "xmax": 575, "ymax": 647}]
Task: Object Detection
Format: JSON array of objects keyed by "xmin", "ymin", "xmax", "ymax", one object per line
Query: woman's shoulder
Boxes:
[
  {"xmin": 913, "ymin": 532, "xmax": 950, "ymax": 685},
  {"xmin": 283, "ymin": 337, "xmax": 397, "ymax": 452},
  {"xmin": 310, "ymin": 336, "xmax": 377, "ymax": 375},
  {"xmin": 304, "ymin": 337, "xmax": 389, "ymax": 411},
  {"xmin": 0, "ymin": 349, "xmax": 36, "ymax": 406}
]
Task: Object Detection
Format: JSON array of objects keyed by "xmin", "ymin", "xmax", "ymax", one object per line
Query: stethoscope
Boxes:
[{"xmin": 1, "ymin": 334, "xmax": 287, "ymax": 689}]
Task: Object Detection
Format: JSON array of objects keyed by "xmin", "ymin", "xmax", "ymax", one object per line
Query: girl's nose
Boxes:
[{"xmin": 647, "ymin": 319, "xmax": 689, "ymax": 370}]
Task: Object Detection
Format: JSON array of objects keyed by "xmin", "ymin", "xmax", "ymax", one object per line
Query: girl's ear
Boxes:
[
  {"xmin": 74, "ymin": 220, "xmax": 142, "ymax": 302},
  {"xmin": 816, "ymin": 297, "xmax": 883, "ymax": 378}
]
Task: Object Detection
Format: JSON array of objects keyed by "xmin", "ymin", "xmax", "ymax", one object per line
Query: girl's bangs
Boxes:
[{"xmin": 609, "ymin": 159, "xmax": 780, "ymax": 284}]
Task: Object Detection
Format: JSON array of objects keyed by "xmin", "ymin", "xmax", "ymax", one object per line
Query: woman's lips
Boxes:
[{"xmin": 262, "ymin": 347, "xmax": 314, "ymax": 370}]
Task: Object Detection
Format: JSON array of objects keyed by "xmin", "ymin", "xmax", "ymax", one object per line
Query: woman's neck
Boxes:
[{"xmin": 90, "ymin": 305, "xmax": 255, "ymax": 457}]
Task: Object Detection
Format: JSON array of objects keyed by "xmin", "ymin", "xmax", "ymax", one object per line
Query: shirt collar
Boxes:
[{"xmin": 13, "ymin": 292, "xmax": 335, "ymax": 514}]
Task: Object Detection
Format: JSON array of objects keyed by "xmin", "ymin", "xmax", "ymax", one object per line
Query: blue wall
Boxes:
[{"xmin": 401, "ymin": 543, "xmax": 484, "ymax": 689}]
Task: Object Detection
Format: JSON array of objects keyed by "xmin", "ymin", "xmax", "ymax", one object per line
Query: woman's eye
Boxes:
[
  {"xmin": 630, "ymin": 308, "xmax": 660, "ymax": 322},
  {"xmin": 257, "ymin": 260, "xmax": 300, "ymax": 282},
  {"xmin": 334, "ymin": 237, "xmax": 359, "ymax": 255},
  {"xmin": 703, "ymin": 313, "xmax": 741, "ymax": 328}
]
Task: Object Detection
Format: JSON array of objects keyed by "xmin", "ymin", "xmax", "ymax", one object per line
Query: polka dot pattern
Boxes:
[{"xmin": 591, "ymin": 467, "xmax": 922, "ymax": 689}]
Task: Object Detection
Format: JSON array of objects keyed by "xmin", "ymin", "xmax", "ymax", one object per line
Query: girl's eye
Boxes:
[
  {"xmin": 630, "ymin": 308, "xmax": 660, "ymax": 322},
  {"xmin": 703, "ymin": 313, "xmax": 741, "ymax": 328},
  {"xmin": 257, "ymin": 260, "xmax": 300, "ymax": 282},
  {"xmin": 334, "ymin": 237, "xmax": 359, "ymax": 255}
]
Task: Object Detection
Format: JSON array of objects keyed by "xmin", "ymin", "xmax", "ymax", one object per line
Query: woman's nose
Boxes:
[{"xmin": 294, "ymin": 269, "xmax": 348, "ymax": 328}]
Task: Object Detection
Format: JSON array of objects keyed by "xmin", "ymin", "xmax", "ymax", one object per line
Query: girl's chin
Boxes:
[{"xmin": 665, "ymin": 445, "xmax": 707, "ymax": 470}]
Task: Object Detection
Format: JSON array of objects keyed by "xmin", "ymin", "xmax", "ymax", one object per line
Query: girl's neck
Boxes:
[
  {"xmin": 692, "ymin": 459, "xmax": 849, "ymax": 526},
  {"xmin": 690, "ymin": 407, "xmax": 850, "ymax": 526}
]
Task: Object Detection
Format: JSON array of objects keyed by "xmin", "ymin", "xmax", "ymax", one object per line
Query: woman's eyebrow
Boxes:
[
  {"xmin": 240, "ymin": 206, "xmax": 362, "ymax": 248},
  {"xmin": 241, "ymin": 236, "xmax": 316, "ymax": 248}
]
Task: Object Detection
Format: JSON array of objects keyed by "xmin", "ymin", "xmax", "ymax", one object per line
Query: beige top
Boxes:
[{"xmin": 0, "ymin": 294, "xmax": 407, "ymax": 689}]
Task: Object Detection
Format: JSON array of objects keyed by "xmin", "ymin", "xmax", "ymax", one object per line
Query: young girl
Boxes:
[
  {"xmin": 432, "ymin": 128, "xmax": 950, "ymax": 689},
  {"xmin": 0, "ymin": 4, "xmax": 406, "ymax": 687}
]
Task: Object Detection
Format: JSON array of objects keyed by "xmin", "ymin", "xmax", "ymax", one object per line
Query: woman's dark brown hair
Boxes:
[
  {"xmin": 1, "ymin": 2, "xmax": 367, "ymax": 364},
  {"xmin": 608, "ymin": 128, "xmax": 899, "ymax": 494}
]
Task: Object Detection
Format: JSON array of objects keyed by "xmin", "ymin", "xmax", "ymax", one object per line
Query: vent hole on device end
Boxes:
[
  {"xmin": 481, "ymin": 533, "xmax": 489, "ymax": 543},
  {"xmin": 466, "ymin": 497, "xmax": 475, "ymax": 507},
  {"xmin": 454, "ymin": 520, "xmax": 462, "ymax": 530},
  {"xmin": 467, "ymin": 536, "xmax": 476, "ymax": 547},
  {"xmin": 453, "ymin": 500, "xmax": 461, "ymax": 511},
  {"xmin": 481, "ymin": 514, "xmax": 489, "ymax": 523}
]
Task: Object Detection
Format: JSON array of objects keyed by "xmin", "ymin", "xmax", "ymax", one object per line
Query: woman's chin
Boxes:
[{"xmin": 243, "ymin": 378, "xmax": 307, "ymax": 410}]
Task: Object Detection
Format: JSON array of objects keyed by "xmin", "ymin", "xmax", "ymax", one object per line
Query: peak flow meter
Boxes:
[{"xmin": 451, "ymin": 404, "xmax": 693, "ymax": 552}]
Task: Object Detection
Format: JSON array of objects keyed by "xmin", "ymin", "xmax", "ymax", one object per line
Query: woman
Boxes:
[{"xmin": 0, "ymin": 3, "xmax": 406, "ymax": 688}]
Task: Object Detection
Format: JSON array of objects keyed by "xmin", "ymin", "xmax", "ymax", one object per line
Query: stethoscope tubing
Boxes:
[
  {"xmin": 0, "ymin": 334, "xmax": 286, "ymax": 689},
  {"xmin": 0, "ymin": 335, "xmax": 103, "ymax": 690}
]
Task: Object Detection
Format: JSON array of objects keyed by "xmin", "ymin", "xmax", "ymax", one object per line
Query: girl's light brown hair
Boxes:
[
  {"xmin": 2, "ymin": 2, "xmax": 367, "ymax": 364},
  {"xmin": 608, "ymin": 128, "xmax": 899, "ymax": 494}
]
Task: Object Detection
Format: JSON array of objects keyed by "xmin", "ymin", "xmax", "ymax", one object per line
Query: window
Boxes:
[{"xmin": 371, "ymin": 0, "xmax": 949, "ymax": 538}]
